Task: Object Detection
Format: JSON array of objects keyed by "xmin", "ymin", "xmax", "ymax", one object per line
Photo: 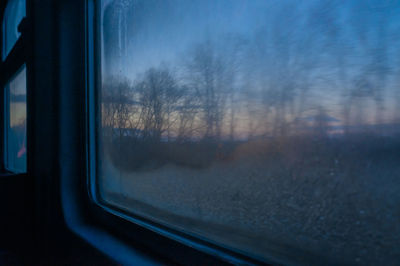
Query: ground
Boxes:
[{"xmin": 99, "ymin": 136, "xmax": 400, "ymax": 265}]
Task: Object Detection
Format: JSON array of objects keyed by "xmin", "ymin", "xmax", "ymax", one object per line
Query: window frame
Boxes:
[
  {"xmin": 0, "ymin": 0, "xmax": 394, "ymax": 264},
  {"xmin": 0, "ymin": 0, "xmax": 32, "ymax": 259},
  {"xmin": 83, "ymin": 1, "xmax": 276, "ymax": 265},
  {"xmin": 0, "ymin": 0, "xmax": 324, "ymax": 264}
]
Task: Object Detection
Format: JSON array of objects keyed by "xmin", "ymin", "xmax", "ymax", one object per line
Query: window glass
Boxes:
[
  {"xmin": 2, "ymin": 0, "xmax": 25, "ymax": 60},
  {"xmin": 98, "ymin": 0, "xmax": 400, "ymax": 264},
  {"xmin": 5, "ymin": 65, "xmax": 26, "ymax": 173}
]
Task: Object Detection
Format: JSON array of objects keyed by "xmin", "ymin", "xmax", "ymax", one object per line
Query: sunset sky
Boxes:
[{"xmin": 101, "ymin": 0, "xmax": 400, "ymax": 138}]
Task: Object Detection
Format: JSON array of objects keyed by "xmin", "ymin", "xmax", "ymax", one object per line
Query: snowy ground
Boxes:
[{"xmin": 99, "ymin": 140, "xmax": 400, "ymax": 265}]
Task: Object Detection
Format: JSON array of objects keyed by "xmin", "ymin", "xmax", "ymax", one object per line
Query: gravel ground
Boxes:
[{"xmin": 99, "ymin": 143, "xmax": 400, "ymax": 265}]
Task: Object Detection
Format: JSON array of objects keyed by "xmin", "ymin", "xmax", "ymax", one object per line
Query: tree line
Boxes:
[{"xmin": 102, "ymin": 0, "xmax": 400, "ymax": 145}]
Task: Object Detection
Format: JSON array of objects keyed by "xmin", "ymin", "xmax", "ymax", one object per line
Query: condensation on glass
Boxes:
[
  {"xmin": 2, "ymin": 0, "xmax": 25, "ymax": 60},
  {"xmin": 5, "ymin": 66, "xmax": 26, "ymax": 173},
  {"xmin": 98, "ymin": 0, "xmax": 400, "ymax": 264}
]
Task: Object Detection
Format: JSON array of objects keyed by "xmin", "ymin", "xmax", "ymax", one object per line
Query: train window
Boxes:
[
  {"xmin": 4, "ymin": 65, "xmax": 26, "ymax": 173},
  {"xmin": 1, "ymin": 0, "xmax": 27, "ymax": 173},
  {"xmin": 2, "ymin": 0, "xmax": 25, "ymax": 60},
  {"xmin": 95, "ymin": 0, "xmax": 400, "ymax": 264}
]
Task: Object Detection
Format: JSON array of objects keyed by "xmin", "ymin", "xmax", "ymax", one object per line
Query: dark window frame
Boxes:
[
  {"xmin": 0, "ymin": 0, "xmax": 284, "ymax": 264},
  {"xmin": 0, "ymin": 1, "xmax": 32, "ymax": 260},
  {"xmin": 14, "ymin": 0, "xmax": 295, "ymax": 264}
]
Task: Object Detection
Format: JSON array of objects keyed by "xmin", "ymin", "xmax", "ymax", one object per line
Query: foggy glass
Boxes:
[
  {"xmin": 6, "ymin": 66, "xmax": 26, "ymax": 173},
  {"xmin": 99, "ymin": 0, "xmax": 400, "ymax": 264},
  {"xmin": 2, "ymin": 0, "xmax": 25, "ymax": 60}
]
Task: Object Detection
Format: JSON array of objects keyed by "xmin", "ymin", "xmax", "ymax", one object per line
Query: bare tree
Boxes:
[
  {"xmin": 176, "ymin": 85, "xmax": 201, "ymax": 142},
  {"xmin": 184, "ymin": 40, "xmax": 230, "ymax": 140},
  {"xmin": 102, "ymin": 76, "xmax": 134, "ymax": 141},
  {"xmin": 135, "ymin": 67, "xmax": 182, "ymax": 142},
  {"xmin": 343, "ymin": 4, "xmax": 391, "ymax": 133}
]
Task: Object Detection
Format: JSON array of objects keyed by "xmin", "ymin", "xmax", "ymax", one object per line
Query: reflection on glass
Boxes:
[
  {"xmin": 6, "ymin": 66, "xmax": 26, "ymax": 173},
  {"xmin": 99, "ymin": 0, "xmax": 400, "ymax": 264},
  {"xmin": 2, "ymin": 0, "xmax": 25, "ymax": 60}
]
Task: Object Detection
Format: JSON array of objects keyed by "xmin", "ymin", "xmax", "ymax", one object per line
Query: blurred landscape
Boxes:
[
  {"xmin": 101, "ymin": 134, "xmax": 400, "ymax": 265},
  {"xmin": 99, "ymin": 0, "xmax": 400, "ymax": 264}
]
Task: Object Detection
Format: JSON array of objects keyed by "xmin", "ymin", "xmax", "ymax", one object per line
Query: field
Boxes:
[{"xmin": 99, "ymin": 135, "xmax": 400, "ymax": 265}]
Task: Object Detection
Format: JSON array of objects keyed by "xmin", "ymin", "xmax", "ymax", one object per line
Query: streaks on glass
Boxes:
[{"xmin": 99, "ymin": 0, "xmax": 400, "ymax": 264}]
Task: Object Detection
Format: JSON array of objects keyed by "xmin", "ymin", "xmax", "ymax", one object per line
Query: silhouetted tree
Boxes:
[{"xmin": 135, "ymin": 67, "xmax": 182, "ymax": 142}]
